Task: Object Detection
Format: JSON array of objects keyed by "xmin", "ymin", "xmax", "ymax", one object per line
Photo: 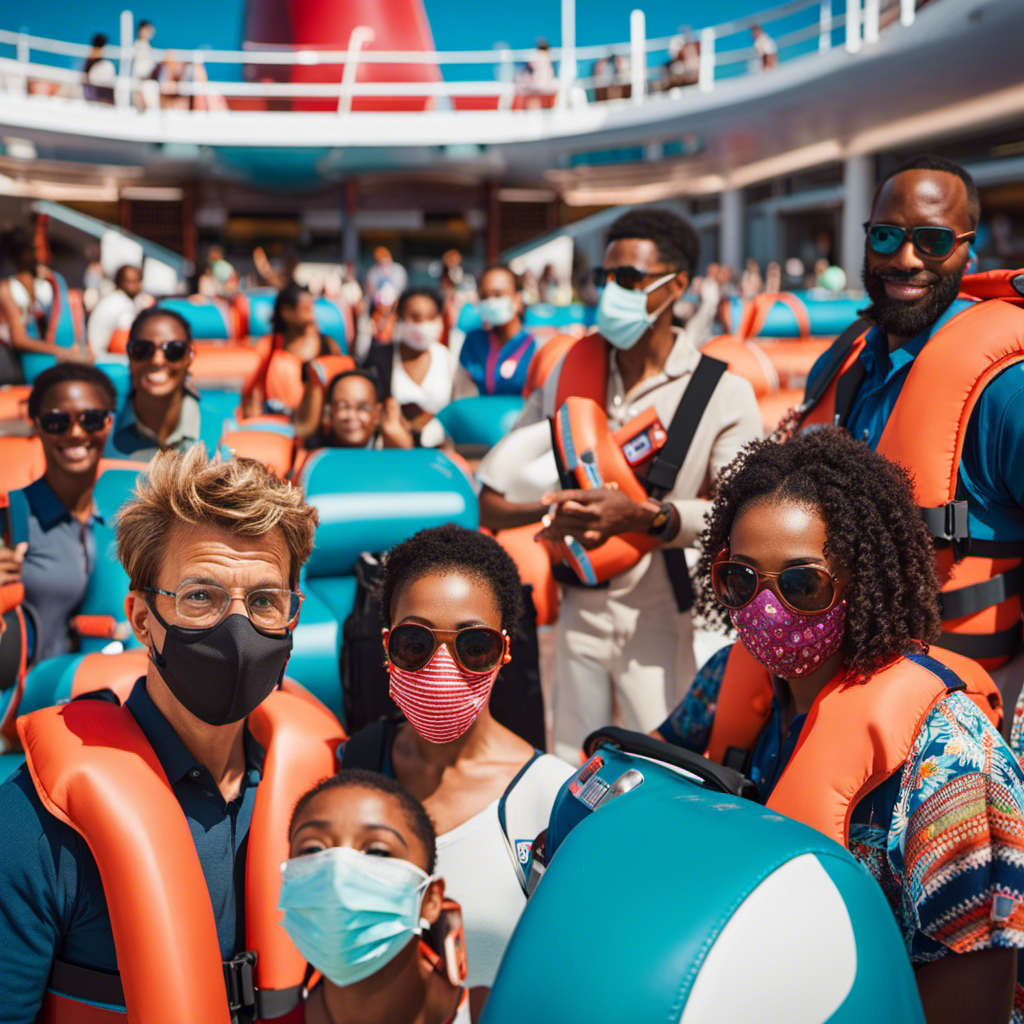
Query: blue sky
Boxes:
[{"xmin": 6, "ymin": 1, "xmax": 773, "ymax": 53}]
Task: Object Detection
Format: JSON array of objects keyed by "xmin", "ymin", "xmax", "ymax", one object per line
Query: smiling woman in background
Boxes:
[{"xmin": 0, "ymin": 364, "xmax": 116, "ymax": 660}]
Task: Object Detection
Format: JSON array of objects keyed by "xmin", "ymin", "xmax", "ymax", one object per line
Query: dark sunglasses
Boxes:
[
  {"xmin": 385, "ymin": 623, "xmax": 508, "ymax": 674},
  {"xmin": 711, "ymin": 560, "xmax": 840, "ymax": 614},
  {"xmin": 126, "ymin": 337, "xmax": 191, "ymax": 362},
  {"xmin": 865, "ymin": 223, "xmax": 975, "ymax": 260},
  {"xmin": 590, "ymin": 265, "xmax": 671, "ymax": 290},
  {"xmin": 37, "ymin": 408, "xmax": 112, "ymax": 435}
]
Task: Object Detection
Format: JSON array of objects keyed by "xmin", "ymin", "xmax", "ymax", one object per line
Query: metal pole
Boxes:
[
  {"xmin": 337, "ymin": 26, "xmax": 375, "ymax": 114},
  {"xmin": 863, "ymin": 0, "xmax": 880, "ymax": 44},
  {"xmin": 698, "ymin": 26, "xmax": 715, "ymax": 92},
  {"xmin": 558, "ymin": 0, "xmax": 577, "ymax": 108},
  {"xmin": 629, "ymin": 9, "xmax": 645, "ymax": 105},
  {"xmin": 845, "ymin": 0, "xmax": 862, "ymax": 53},
  {"xmin": 819, "ymin": 0, "xmax": 833, "ymax": 51},
  {"xmin": 900, "ymin": 0, "xmax": 916, "ymax": 27},
  {"xmin": 116, "ymin": 9, "xmax": 133, "ymax": 109}
]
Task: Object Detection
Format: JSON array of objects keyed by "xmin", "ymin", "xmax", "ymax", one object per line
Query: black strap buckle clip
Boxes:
[
  {"xmin": 945, "ymin": 500, "xmax": 971, "ymax": 562},
  {"xmin": 224, "ymin": 950, "xmax": 258, "ymax": 1023}
]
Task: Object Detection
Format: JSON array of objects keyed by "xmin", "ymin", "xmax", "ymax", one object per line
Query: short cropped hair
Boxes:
[
  {"xmin": 28, "ymin": 364, "xmax": 117, "ymax": 419},
  {"xmin": 116, "ymin": 445, "xmax": 319, "ymax": 589},
  {"xmin": 289, "ymin": 769, "xmax": 438, "ymax": 873},
  {"xmin": 396, "ymin": 287, "xmax": 442, "ymax": 319},
  {"xmin": 381, "ymin": 524, "xmax": 523, "ymax": 634},
  {"xmin": 326, "ymin": 368, "xmax": 383, "ymax": 405},
  {"xmin": 114, "ymin": 264, "xmax": 140, "ymax": 289},
  {"xmin": 129, "ymin": 306, "xmax": 193, "ymax": 345},
  {"xmin": 605, "ymin": 207, "xmax": 701, "ymax": 278},
  {"xmin": 875, "ymin": 155, "xmax": 981, "ymax": 230}
]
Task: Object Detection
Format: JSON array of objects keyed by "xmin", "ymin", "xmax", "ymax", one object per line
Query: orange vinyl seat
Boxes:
[
  {"xmin": 221, "ymin": 429, "xmax": 297, "ymax": 480},
  {"xmin": 700, "ymin": 336, "xmax": 777, "ymax": 398},
  {"xmin": 0, "ymin": 436, "xmax": 45, "ymax": 493},
  {"xmin": 756, "ymin": 388, "xmax": 805, "ymax": 434},
  {"xmin": 493, "ymin": 523, "xmax": 560, "ymax": 626},
  {"xmin": 0, "ymin": 386, "xmax": 31, "ymax": 421},
  {"xmin": 755, "ymin": 338, "xmax": 833, "ymax": 390}
]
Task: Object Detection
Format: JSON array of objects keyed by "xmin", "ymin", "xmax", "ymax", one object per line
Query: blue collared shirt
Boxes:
[
  {"xmin": 105, "ymin": 389, "xmax": 203, "ymax": 462},
  {"xmin": 805, "ymin": 299, "xmax": 1024, "ymax": 542},
  {"xmin": 15, "ymin": 477, "xmax": 102, "ymax": 661},
  {"xmin": 0, "ymin": 679, "xmax": 264, "ymax": 1024}
]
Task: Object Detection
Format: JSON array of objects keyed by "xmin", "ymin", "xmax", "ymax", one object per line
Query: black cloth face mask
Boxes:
[{"xmin": 146, "ymin": 602, "xmax": 293, "ymax": 725}]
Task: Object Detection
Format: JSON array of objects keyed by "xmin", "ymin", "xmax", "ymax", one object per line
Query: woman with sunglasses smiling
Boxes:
[
  {"xmin": 1, "ymin": 364, "xmax": 116, "ymax": 659},
  {"xmin": 341, "ymin": 525, "xmax": 572, "ymax": 1014},
  {"xmin": 106, "ymin": 307, "xmax": 202, "ymax": 461},
  {"xmin": 654, "ymin": 427, "xmax": 1024, "ymax": 1024}
]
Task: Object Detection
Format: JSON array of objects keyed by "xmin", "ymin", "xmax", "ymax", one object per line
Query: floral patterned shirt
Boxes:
[{"xmin": 659, "ymin": 643, "xmax": 1024, "ymax": 1015}]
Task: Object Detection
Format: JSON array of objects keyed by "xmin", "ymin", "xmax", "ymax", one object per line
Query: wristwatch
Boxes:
[{"xmin": 641, "ymin": 498, "xmax": 673, "ymax": 537}]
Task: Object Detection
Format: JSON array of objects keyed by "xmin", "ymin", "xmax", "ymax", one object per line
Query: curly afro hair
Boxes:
[
  {"xmin": 381, "ymin": 524, "xmax": 524, "ymax": 634},
  {"xmin": 697, "ymin": 427, "xmax": 942, "ymax": 683},
  {"xmin": 604, "ymin": 207, "xmax": 700, "ymax": 278}
]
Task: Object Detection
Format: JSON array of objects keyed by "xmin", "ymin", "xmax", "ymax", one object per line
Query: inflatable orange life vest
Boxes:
[
  {"xmin": 17, "ymin": 689, "xmax": 344, "ymax": 1023},
  {"xmin": 704, "ymin": 642, "xmax": 1003, "ymax": 847},
  {"xmin": 798, "ymin": 270, "xmax": 1024, "ymax": 668}
]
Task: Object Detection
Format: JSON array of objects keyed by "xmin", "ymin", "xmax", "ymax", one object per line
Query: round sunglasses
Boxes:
[
  {"xmin": 384, "ymin": 623, "xmax": 508, "ymax": 674},
  {"xmin": 711, "ymin": 560, "xmax": 841, "ymax": 615},
  {"xmin": 590, "ymin": 265, "xmax": 675, "ymax": 290},
  {"xmin": 126, "ymin": 338, "xmax": 191, "ymax": 363},
  {"xmin": 865, "ymin": 223, "xmax": 975, "ymax": 260},
  {"xmin": 37, "ymin": 408, "xmax": 112, "ymax": 435}
]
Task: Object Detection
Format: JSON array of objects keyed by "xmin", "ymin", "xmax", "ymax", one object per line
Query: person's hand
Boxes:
[
  {"xmin": 534, "ymin": 485, "xmax": 649, "ymax": 548},
  {"xmin": 59, "ymin": 347, "xmax": 94, "ymax": 365},
  {"xmin": 379, "ymin": 397, "xmax": 414, "ymax": 449},
  {"xmin": 0, "ymin": 542, "xmax": 28, "ymax": 587}
]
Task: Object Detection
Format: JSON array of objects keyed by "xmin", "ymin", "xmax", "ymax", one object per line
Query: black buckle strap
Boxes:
[
  {"xmin": 921, "ymin": 500, "xmax": 971, "ymax": 561},
  {"xmin": 934, "ymin": 622, "xmax": 1024, "ymax": 662},
  {"xmin": 224, "ymin": 951, "xmax": 258, "ymax": 1023},
  {"xmin": 940, "ymin": 564, "xmax": 1024, "ymax": 621}
]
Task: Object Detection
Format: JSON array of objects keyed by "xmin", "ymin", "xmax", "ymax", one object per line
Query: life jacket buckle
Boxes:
[
  {"xmin": 224, "ymin": 950, "xmax": 258, "ymax": 1022},
  {"xmin": 945, "ymin": 500, "xmax": 971, "ymax": 562}
]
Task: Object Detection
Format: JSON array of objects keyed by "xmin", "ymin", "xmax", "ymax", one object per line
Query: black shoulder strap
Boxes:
[
  {"xmin": 339, "ymin": 718, "xmax": 397, "ymax": 772},
  {"xmin": 644, "ymin": 355, "xmax": 728, "ymax": 498},
  {"xmin": 798, "ymin": 317, "xmax": 872, "ymax": 419}
]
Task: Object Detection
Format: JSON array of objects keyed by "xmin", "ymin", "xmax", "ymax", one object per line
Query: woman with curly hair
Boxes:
[{"xmin": 655, "ymin": 427, "xmax": 1024, "ymax": 1024}]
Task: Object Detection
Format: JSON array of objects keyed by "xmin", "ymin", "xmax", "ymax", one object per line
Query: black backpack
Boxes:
[{"xmin": 340, "ymin": 552, "xmax": 546, "ymax": 749}]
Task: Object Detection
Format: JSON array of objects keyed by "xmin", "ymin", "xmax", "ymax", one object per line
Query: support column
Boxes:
[
  {"xmin": 841, "ymin": 154, "xmax": 873, "ymax": 289},
  {"xmin": 341, "ymin": 179, "xmax": 359, "ymax": 265},
  {"xmin": 720, "ymin": 188, "xmax": 745, "ymax": 273},
  {"xmin": 485, "ymin": 180, "xmax": 501, "ymax": 266}
]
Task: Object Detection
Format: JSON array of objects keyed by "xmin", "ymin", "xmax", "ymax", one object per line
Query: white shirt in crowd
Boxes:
[
  {"xmin": 435, "ymin": 753, "xmax": 572, "ymax": 988},
  {"xmin": 390, "ymin": 341, "xmax": 466, "ymax": 417},
  {"xmin": 87, "ymin": 289, "xmax": 152, "ymax": 357}
]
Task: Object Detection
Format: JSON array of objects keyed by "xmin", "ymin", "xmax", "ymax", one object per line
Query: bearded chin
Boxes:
[{"xmin": 860, "ymin": 257, "xmax": 964, "ymax": 338}]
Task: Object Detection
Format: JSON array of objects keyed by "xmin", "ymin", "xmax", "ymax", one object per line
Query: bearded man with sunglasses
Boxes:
[
  {"xmin": 106, "ymin": 306, "xmax": 203, "ymax": 460},
  {"xmin": 797, "ymin": 155, "xmax": 1024, "ymax": 742},
  {"xmin": 478, "ymin": 208, "xmax": 761, "ymax": 762}
]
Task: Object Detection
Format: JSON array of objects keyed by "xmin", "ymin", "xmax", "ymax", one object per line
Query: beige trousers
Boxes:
[{"xmin": 552, "ymin": 553, "xmax": 696, "ymax": 763}]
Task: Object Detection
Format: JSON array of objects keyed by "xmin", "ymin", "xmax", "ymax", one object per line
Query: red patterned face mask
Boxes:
[{"xmin": 388, "ymin": 643, "xmax": 497, "ymax": 744}]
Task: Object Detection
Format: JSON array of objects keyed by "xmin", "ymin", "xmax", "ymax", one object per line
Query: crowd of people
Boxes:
[{"xmin": 0, "ymin": 153, "xmax": 1023, "ymax": 1022}]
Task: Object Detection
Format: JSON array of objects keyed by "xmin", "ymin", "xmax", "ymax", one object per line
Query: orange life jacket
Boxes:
[
  {"xmin": 704, "ymin": 642, "xmax": 1003, "ymax": 847},
  {"xmin": 17, "ymin": 688, "xmax": 344, "ymax": 1023},
  {"xmin": 798, "ymin": 270, "xmax": 1024, "ymax": 668}
]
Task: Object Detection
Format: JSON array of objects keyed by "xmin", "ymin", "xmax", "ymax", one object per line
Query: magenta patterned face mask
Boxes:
[{"xmin": 730, "ymin": 588, "xmax": 847, "ymax": 679}]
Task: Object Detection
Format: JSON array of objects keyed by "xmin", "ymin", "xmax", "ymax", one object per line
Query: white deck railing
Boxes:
[{"xmin": 0, "ymin": 0, "xmax": 914, "ymax": 115}]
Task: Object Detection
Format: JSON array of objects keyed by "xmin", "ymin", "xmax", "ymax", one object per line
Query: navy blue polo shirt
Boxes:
[
  {"xmin": 0, "ymin": 679, "xmax": 264, "ymax": 1024},
  {"xmin": 805, "ymin": 298, "xmax": 1024, "ymax": 543}
]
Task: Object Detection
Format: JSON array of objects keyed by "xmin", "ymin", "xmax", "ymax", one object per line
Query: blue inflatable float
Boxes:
[{"xmin": 482, "ymin": 729, "xmax": 924, "ymax": 1024}]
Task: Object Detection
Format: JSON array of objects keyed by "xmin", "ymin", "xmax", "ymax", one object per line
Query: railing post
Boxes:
[
  {"xmin": 629, "ymin": 9, "xmax": 646, "ymax": 105},
  {"xmin": 900, "ymin": 0, "xmax": 916, "ymax": 27},
  {"xmin": 495, "ymin": 43, "xmax": 515, "ymax": 111},
  {"xmin": 819, "ymin": 0, "xmax": 833, "ymax": 51},
  {"xmin": 337, "ymin": 26, "xmax": 374, "ymax": 115},
  {"xmin": 698, "ymin": 26, "xmax": 715, "ymax": 92},
  {"xmin": 13, "ymin": 28, "xmax": 28, "ymax": 95},
  {"xmin": 116, "ymin": 9, "xmax": 133, "ymax": 109},
  {"xmin": 863, "ymin": 0, "xmax": 880, "ymax": 44},
  {"xmin": 845, "ymin": 0, "xmax": 862, "ymax": 53},
  {"xmin": 558, "ymin": 0, "xmax": 577, "ymax": 108}
]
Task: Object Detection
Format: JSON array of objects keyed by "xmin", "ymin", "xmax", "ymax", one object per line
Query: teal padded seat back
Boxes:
[
  {"xmin": 19, "ymin": 271, "xmax": 84, "ymax": 382},
  {"xmin": 523, "ymin": 302, "xmax": 596, "ymax": 329},
  {"xmin": 434, "ymin": 396, "xmax": 524, "ymax": 447},
  {"xmin": 300, "ymin": 449, "xmax": 478, "ymax": 579},
  {"xmin": 76, "ymin": 468, "xmax": 145, "ymax": 653},
  {"xmin": 456, "ymin": 302, "xmax": 482, "ymax": 333},
  {"xmin": 482, "ymin": 745, "xmax": 924, "ymax": 1024},
  {"xmin": 724, "ymin": 294, "xmax": 866, "ymax": 338},
  {"xmin": 311, "ymin": 298, "xmax": 348, "ymax": 352},
  {"xmin": 158, "ymin": 297, "xmax": 234, "ymax": 340}
]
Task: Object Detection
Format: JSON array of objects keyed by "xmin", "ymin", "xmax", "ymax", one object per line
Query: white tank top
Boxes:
[
  {"xmin": 1, "ymin": 275, "xmax": 54, "ymax": 344},
  {"xmin": 434, "ymin": 753, "xmax": 573, "ymax": 988},
  {"xmin": 390, "ymin": 342, "xmax": 455, "ymax": 416}
]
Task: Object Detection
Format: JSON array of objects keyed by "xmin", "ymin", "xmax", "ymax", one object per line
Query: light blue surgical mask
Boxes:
[
  {"xmin": 279, "ymin": 846, "xmax": 434, "ymax": 988},
  {"xmin": 597, "ymin": 273, "xmax": 677, "ymax": 350},
  {"xmin": 477, "ymin": 295, "xmax": 516, "ymax": 328}
]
